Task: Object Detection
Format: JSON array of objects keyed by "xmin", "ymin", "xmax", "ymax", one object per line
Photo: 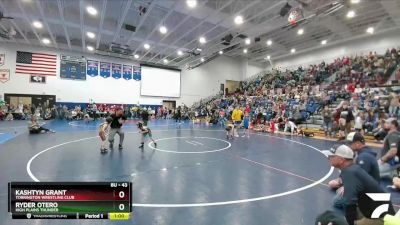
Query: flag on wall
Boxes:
[
  {"xmin": 100, "ymin": 62, "xmax": 111, "ymax": 78},
  {"xmin": 16, "ymin": 51, "xmax": 57, "ymax": 76},
  {"xmin": 87, "ymin": 60, "xmax": 99, "ymax": 77},
  {"xmin": 112, "ymin": 63, "xmax": 122, "ymax": 79},
  {"xmin": 123, "ymin": 65, "xmax": 132, "ymax": 80},
  {"xmin": 133, "ymin": 66, "xmax": 141, "ymax": 81}
]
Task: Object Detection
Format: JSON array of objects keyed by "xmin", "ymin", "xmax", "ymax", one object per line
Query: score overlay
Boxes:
[{"xmin": 8, "ymin": 182, "xmax": 132, "ymax": 220}]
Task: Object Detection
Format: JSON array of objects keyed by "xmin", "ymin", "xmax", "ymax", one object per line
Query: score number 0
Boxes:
[{"xmin": 118, "ymin": 191, "xmax": 125, "ymax": 210}]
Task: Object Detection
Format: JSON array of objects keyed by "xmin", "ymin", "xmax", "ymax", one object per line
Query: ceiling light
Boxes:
[
  {"xmin": 321, "ymin": 40, "xmax": 327, "ymax": 45},
  {"xmin": 266, "ymin": 55, "xmax": 271, "ymax": 60},
  {"xmin": 243, "ymin": 48, "xmax": 248, "ymax": 54},
  {"xmin": 245, "ymin": 38, "xmax": 251, "ymax": 45},
  {"xmin": 186, "ymin": 0, "xmax": 197, "ymax": 8},
  {"xmin": 86, "ymin": 6, "xmax": 98, "ymax": 16},
  {"xmin": 200, "ymin": 57, "xmax": 205, "ymax": 62},
  {"xmin": 42, "ymin": 38, "xmax": 50, "ymax": 44},
  {"xmin": 347, "ymin": 10, "xmax": 355, "ymax": 18},
  {"xmin": 32, "ymin": 21, "xmax": 43, "ymax": 29},
  {"xmin": 86, "ymin": 31, "xmax": 95, "ymax": 39},
  {"xmin": 199, "ymin": 37, "xmax": 206, "ymax": 44},
  {"xmin": 163, "ymin": 59, "xmax": 168, "ymax": 64},
  {"xmin": 291, "ymin": 48, "xmax": 296, "ymax": 53},
  {"xmin": 144, "ymin": 43, "xmax": 150, "ymax": 49},
  {"xmin": 266, "ymin": 39, "xmax": 272, "ymax": 46},
  {"xmin": 366, "ymin": 27, "xmax": 374, "ymax": 34},
  {"xmin": 219, "ymin": 50, "xmax": 223, "ymax": 55},
  {"xmin": 177, "ymin": 50, "xmax": 183, "ymax": 56},
  {"xmin": 196, "ymin": 48, "xmax": 202, "ymax": 52},
  {"xmin": 134, "ymin": 54, "xmax": 139, "ymax": 59},
  {"xmin": 297, "ymin": 28, "xmax": 304, "ymax": 35},
  {"xmin": 350, "ymin": 0, "xmax": 360, "ymax": 4},
  {"xmin": 87, "ymin": 46, "xmax": 94, "ymax": 51},
  {"xmin": 159, "ymin": 26, "xmax": 167, "ymax": 34},
  {"xmin": 234, "ymin": 15, "xmax": 244, "ymax": 25}
]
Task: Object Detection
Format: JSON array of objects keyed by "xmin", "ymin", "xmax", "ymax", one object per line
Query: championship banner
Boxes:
[
  {"xmin": 122, "ymin": 65, "xmax": 132, "ymax": 80},
  {"xmin": 0, "ymin": 53, "xmax": 5, "ymax": 66},
  {"xmin": 87, "ymin": 60, "xmax": 99, "ymax": 77},
  {"xmin": 30, "ymin": 75, "xmax": 46, "ymax": 84},
  {"xmin": 100, "ymin": 62, "xmax": 111, "ymax": 78},
  {"xmin": 0, "ymin": 69, "xmax": 10, "ymax": 83},
  {"xmin": 132, "ymin": 66, "xmax": 141, "ymax": 81},
  {"xmin": 60, "ymin": 55, "xmax": 86, "ymax": 80},
  {"xmin": 112, "ymin": 63, "xmax": 122, "ymax": 79}
]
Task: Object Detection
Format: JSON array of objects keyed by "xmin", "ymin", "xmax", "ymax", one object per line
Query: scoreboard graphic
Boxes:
[
  {"xmin": 60, "ymin": 55, "xmax": 86, "ymax": 80},
  {"xmin": 8, "ymin": 182, "xmax": 132, "ymax": 220}
]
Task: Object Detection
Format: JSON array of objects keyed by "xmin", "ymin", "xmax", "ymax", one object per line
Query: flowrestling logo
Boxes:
[{"xmin": 366, "ymin": 193, "xmax": 391, "ymax": 219}]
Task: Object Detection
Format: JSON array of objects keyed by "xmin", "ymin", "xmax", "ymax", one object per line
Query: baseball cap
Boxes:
[
  {"xmin": 346, "ymin": 132, "xmax": 365, "ymax": 144},
  {"xmin": 322, "ymin": 145, "xmax": 354, "ymax": 159}
]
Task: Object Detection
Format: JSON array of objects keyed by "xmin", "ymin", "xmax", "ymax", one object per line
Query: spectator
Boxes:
[
  {"xmin": 378, "ymin": 119, "xmax": 400, "ymax": 178},
  {"xmin": 322, "ymin": 106, "xmax": 333, "ymax": 137},
  {"xmin": 329, "ymin": 132, "xmax": 380, "ymax": 208},
  {"xmin": 324, "ymin": 145, "xmax": 395, "ymax": 225}
]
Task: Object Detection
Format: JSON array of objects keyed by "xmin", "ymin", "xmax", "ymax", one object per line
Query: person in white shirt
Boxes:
[{"xmin": 284, "ymin": 119, "xmax": 298, "ymax": 135}]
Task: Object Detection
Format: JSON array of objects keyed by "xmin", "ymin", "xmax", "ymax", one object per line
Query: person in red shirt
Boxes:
[
  {"xmin": 270, "ymin": 119, "xmax": 276, "ymax": 134},
  {"xmin": 347, "ymin": 83, "xmax": 355, "ymax": 93},
  {"xmin": 244, "ymin": 104, "xmax": 251, "ymax": 114}
]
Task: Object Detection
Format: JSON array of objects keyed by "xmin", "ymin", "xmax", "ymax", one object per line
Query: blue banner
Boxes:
[
  {"xmin": 100, "ymin": 62, "xmax": 111, "ymax": 78},
  {"xmin": 123, "ymin": 65, "xmax": 132, "ymax": 80},
  {"xmin": 112, "ymin": 63, "xmax": 122, "ymax": 79},
  {"xmin": 133, "ymin": 66, "xmax": 141, "ymax": 81},
  {"xmin": 87, "ymin": 60, "xmax": 99, "ymax": 77}
]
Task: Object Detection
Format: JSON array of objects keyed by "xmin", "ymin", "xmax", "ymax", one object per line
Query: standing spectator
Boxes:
[
  {"xmin": 389, "ymin": 94, "xmax": 399, "ymax": 118},
  {"xmin": 322, "ymin": 106, "xmax": 333, "ymax": 137},
  {"xmin": 378, "ymin": 119, "xmax": 400, "ymax": 178},
  {"xmin": 324, "ymin": 145, "xmax": 395, "ymax": 225}
]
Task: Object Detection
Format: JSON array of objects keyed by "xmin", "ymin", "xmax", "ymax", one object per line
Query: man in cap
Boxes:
[
  {"xmin": 329, "ymin": 132, "xmax": 380, "ymax": 208},
  {"xmin": 324, "ymin": 145, "xmax": 395, "ymax": 225},
  {"xmin": 378, "ymin": 119, "xmax": 400, "ymax": 178}
]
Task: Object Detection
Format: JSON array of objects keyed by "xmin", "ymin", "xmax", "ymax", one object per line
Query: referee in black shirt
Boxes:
[{"xmin": 324, "ymin": 145, "xmax": 395, "ymax": 225}]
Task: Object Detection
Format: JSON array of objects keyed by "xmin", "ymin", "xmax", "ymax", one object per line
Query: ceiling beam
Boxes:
[
  {"xmin": 0, "ymin": 1, "xmax": 30, "ymax": 44},
  {"xmin": 174, "ymin": 1, "xmax": 284, "ymax": 67},
  {"xmin": 380, "ymin": 0, "xmax": 400, "ymax": 26},
  {"xmin": 146, "ymin": 0, "xmax": 233, "ymax": 62},
  {"xmin": 35, "ymin": 0, "xmax": 58, "ymax": 48},
  {"xmin": 124, "ymin": 1, "xmax": 158, "ymax": 47},
  {"xmin": 79, "ymin": 0, "xmax": 85, "ymax": 51},
  {"xmin": 57, "ymin": 0, "xmax": 72, "ymax": 50},
  {"xmin": 96, "ymin": 0, "xmax": 107, "ymax": 49},
  {"xmin": 130, "ymin": 0, "xmax": 181, "ymax": 58},
  {"xmin": 111, "ymin": 0, "xmax": 132, "ymax": 43},
  {"xmin": 16, "ymin": 0, "xmax": 43, "ymax": 46}
]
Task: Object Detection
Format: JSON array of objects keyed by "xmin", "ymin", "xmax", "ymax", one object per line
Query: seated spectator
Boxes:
[
  {"xmin": 378, "ymin": 119, "xmax": 400, "ymax": 178},
  {"xmin": 28, "ymin": 117, "xmax": 55, "ymax": 134},
  {"xmin": 329, "ymin": 132, "xmax": 380, "ymax": 208},
  {"xmin": 5, "ymin": 112, "xmax": 13, "ymax": 121},
  {"xmin": 323, "ymin": 145, "xmax": 395, "ymax": 225}
]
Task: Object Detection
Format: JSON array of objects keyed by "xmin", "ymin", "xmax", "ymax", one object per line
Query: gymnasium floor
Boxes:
[{"xmin": 0, "ymin": 119, "xmax": 399, "ymax": 225}]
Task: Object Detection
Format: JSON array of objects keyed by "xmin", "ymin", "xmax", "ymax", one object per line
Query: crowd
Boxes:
[{"xmin": 190, "ymin": 48, "xmax": 400, "ymax": 225}]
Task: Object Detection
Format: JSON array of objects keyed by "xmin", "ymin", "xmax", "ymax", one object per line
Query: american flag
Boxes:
[{"xmin": 16, "ymin": 51, "xmax": 57, "ymax": 76}]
